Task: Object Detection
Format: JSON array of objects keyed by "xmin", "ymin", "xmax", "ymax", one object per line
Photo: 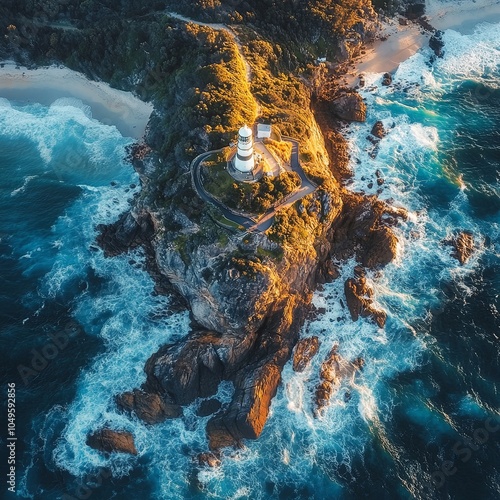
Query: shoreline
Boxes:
[
  {"xmin": 347, "ymin": 1, "xmax": 500, "ymax": 86},
  {"xmin": 0, "ymin": 62, "xmax": 153, "ymax": 140}
]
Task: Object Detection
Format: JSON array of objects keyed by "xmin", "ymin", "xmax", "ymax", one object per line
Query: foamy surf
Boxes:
[{"xmin": 4, "ymin": 14, "xmax": 500, "ymax": 500}]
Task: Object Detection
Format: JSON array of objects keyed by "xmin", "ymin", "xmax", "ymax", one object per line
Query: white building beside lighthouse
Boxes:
[{"xmin": 233, "ymin": 124, "xmax": 254, "ymax": 173}]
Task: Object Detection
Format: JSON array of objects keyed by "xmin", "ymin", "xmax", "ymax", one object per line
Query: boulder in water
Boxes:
[
  {"xmin": 86, "ymin": 429, "xmax": 137, "ymax": 455},
  {"xmin": 344, "ymin": 276, "xmax": 386, "ymax": 328},
  {"xmin": 382, "ymin": 73, "xmax": 392, "ymax": 86},
  {"xmin": 116, "ymin": 389, "xmax": 182, "ymax": 424},
  {"xmin": 446, "ymin": 231, "xmax": 475, "ymax": 264},
  {"xmin": 371, "ymin": 121, "xmax": 386, "ymax": 139},
  {"xmin": 429, "ymin": 31, "xmax": 445, "ymax": 58},
  {"xmin": 197, "ymin": 451, "xmax": 221, "ymax": 467},
  {"xmin": 293, "ymin": 336, "xmax": 320, "ymax": 372},
  {"xmin": 197, "ymin": 399, "xmax": 222, "ymax": 417}
]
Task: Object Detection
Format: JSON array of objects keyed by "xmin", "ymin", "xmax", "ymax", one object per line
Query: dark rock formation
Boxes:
[
  {"xmin": 293, "ymin": 337, "xmax": 320, "ymax": 372},
  {"xmin": 197, "ymin": 399, "xmax": 222, "ymax": 417},
  {"xmin": 371, "ymin": 121, "xmax": 386, "ymax": 139},
  {"xmin": 86, "ymin": 429, "xmax": 137, "ymax": 455},
  {"xmin": 197, "ymin": 452, "xmax": 221, "ymax": 467},
  {"xmin": 447, "ymin": 231, "xmax": 475, "ymax": 265},
  {"xmin": 429, "ymin": 30, "xmax": 445, "ymax": 58},
  {"xmin": 382, "ymin": 72, "xmax": 392, "ymax": 86},
  {"xmin": 344, "ymin": 274, "xmax": 386, "ymax": 328},
  {"xmin": 405, "ymin": 2, "xmax": 426, "ymax": 20},
  {"xmin": 116, "ymin": 389, "xmax": 182, "ymax": 424},
  {"xmin": 330, "ymin": 192, "xmax": 406, "ymax": 269},
  {"xmin": 314, "ymin": 345, "xmax": 364, "ymax": 414},
  {"xmin": 97, "ymin": 211, "xmax": 154, "ymax": 258},
  {"xmin": 203, "ymin": 296, "xmax": 308, "ymax": 449},
  {"xmin": 329, "ymin": 93, "xmax": 367, "ymax": 122},
  {"xmin": 144, "ymin": 330, "xmax": 228, "ymax": 406}
]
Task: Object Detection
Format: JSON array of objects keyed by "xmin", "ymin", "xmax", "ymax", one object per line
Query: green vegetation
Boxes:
[
  {"xmin": 1, "ymin": 8, "xmax": 256, "ymax": 165},
  {"xmin": 207, "ymin": 207, "xmax": 245, "ymax": 232},
  {"xmin": 263, "ymin": 139, "xmax": 292, "ymax": 166},
  {"xmin": 256, "ymin": 246, "xmax": 284, "ymax": 261},
  {"xmin": 173, "ymin": 234, "xmax": 191, "ymax": 265},
  {"xmin": 230, "ymin": 253, "xmax": 266, "ymax": 279},
  {"xmin": 0, "ymin": 0, "xmax": 357, "ymax": 256},
  {"xmin": 161, "ymin": 0, "xmax": 376, "ymax": 62},
  {"xmin": 201, "ymin": 156, "xmax": 301, "ymax": 215}
]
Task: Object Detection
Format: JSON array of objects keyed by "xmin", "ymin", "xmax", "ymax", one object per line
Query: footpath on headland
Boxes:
[
  {"xmin": 191, "ymin": 137, "xmax": 317, "ymax": 233},
  {"xmin": 173, "ymin": 9, "xmax": 317, "ymax": 232},
  {"xmin": 165, "ymin": 11, "xmax": 261, "ymax": 116}
]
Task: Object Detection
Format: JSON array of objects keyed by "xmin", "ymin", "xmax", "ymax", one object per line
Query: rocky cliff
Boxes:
[
  {"xmin": 0, "ymin": 0, "xmax": 404, "ymax": 457},
  {"xmin": 99, "ymin": 150, "xmax": 344, "ymax": 448}
]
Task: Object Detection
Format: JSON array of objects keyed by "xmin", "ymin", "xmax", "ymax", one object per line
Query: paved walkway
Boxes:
[
  {"xmin": 249, "ymin": 137, "xmax": 317, "ymax": 231},
  {"xmin": 191, "ymin": 151, "xmax": 256, "ymax": 230},
  {"xmin": 174, "ymin": 11, "xmax": 317, "ymax": 232},
  {"xmin": 191, "ymin": 138, "xmax": 317, "ymax": 233}
]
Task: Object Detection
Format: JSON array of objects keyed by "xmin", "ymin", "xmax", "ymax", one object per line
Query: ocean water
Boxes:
[{"xmin": 1, "ymin": 20, "xmax": 500, "ymax": 500}]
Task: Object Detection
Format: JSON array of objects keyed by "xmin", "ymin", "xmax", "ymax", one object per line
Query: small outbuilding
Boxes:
[{"xmin": 256, "ymin": 123, "xmax": 272, "ymax": 139}]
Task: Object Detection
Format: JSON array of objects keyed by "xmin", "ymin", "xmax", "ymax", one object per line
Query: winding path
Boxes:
[
  {"xmin": 173, "ymin": 10, "xmax": 317, "ymax": 231},
  {"xmin": 165, "ymin": 11, "xmax": 260, "ymax": 116},
  {"xmin": 191, "ymin": 138, "xmax": 317, "ymax": 233},
  {"xmin": 249, "ymin": 137, "xmax": 317, "ymax": 232},
  {"xmin": 191, "ymin": 151, "xmax": 256, "ymax": 230}
]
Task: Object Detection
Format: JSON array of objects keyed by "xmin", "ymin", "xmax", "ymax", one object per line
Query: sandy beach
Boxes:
[
  {"xmin": 0, "ymin": 62, "xmax": 153, "ymax": 139},
  {"xmin": 429, "ymin": 0, "xmax": 500, "ymax": 33},
  {"xmin": 348, "ymin": 0, "xmax": 500, "ymax": 86}
]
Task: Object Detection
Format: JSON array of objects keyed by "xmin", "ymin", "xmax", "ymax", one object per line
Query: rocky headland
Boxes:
[{"xmin": 1, "ymin": 0, "xmax": 410, "ymax": 459}]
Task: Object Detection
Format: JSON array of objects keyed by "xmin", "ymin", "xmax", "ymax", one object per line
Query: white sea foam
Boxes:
[
  {"xmin": 0, "ymin": 101, "xmax": 128, "ymax": 177},
  {"xmin": 50, "ymin": 97, "xmax": 93, "ymax": 118},
  {"xmin": 11, "ymin": 175, "xmax": 38, "ymax": 197},
  {"xmin": 12, "ymin": 18, "xmax": 500, "ymax": 497},
  {"xmin": 0, "ymin": 97, "xmax": 12, "ymax": 108}
]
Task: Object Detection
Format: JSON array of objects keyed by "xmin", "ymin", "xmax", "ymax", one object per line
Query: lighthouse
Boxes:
[{"xmin": 234, "ymin": 124, "xmax": 254, "ymax": 173}]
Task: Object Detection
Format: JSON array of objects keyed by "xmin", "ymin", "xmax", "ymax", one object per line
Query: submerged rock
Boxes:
[
  {"xmin": 116, "ymin": 389, "xmax": 182, "ymax": 424},
  {"xmin": 197, "ymin": 452, "xmax": 221, "ymax": 468},
  {"xmin": 344, "ymin": 276, "xmax": 386, "ymax": 328},
  {"xmin": 429, "ymin": 30, "xmax": 445, "ymax": 58},
  {"xmin": 447, "ymin": 231, "xmax": 475, "ymax": 265},
  {"xmin": 86, "ymin": 429, "xmax": 137, "ymax": 455},
  {"xmin": 293, "ymin": 336, "xmax": 320, "ymax": 372},
  {"xmin": 382, "ymin": 72, "xmax": 392, "ymax": 86},
  {"xmin": 314, "ymin": 345, "xmax": 365, "ymax": 414},
  {"xmin": 197, "ymin": 399, "xmax": 222, "ymax": 417},
  {"xmin": 371, "ymin": 121, "xmax": 386, "ymax": 139}
]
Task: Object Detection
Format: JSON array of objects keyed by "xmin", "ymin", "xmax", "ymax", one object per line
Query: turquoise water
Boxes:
[{"xmin": 1, "ymin": 22, "xmax": 500, "ymax": 500}]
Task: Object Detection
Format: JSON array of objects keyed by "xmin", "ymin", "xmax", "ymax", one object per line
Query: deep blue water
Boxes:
[{"xmin": 1, "ymin": 22, "xmax": 500, "ymax": 500}]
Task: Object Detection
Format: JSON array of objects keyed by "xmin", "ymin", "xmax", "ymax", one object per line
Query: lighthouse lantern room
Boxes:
[{"xmin": 234, "ymin": 124, "xmax": 255, "ymax": 173}]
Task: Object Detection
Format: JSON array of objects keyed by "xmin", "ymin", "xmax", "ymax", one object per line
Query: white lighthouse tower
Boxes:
[{"xmin": 234, "ymin": 124, "xmax": 254, "ymax": 173}]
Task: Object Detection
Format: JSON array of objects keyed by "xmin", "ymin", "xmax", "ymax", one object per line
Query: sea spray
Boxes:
[{"xmin": 3, "ymin": 19, "xmax": 500, "ymax": 500}]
